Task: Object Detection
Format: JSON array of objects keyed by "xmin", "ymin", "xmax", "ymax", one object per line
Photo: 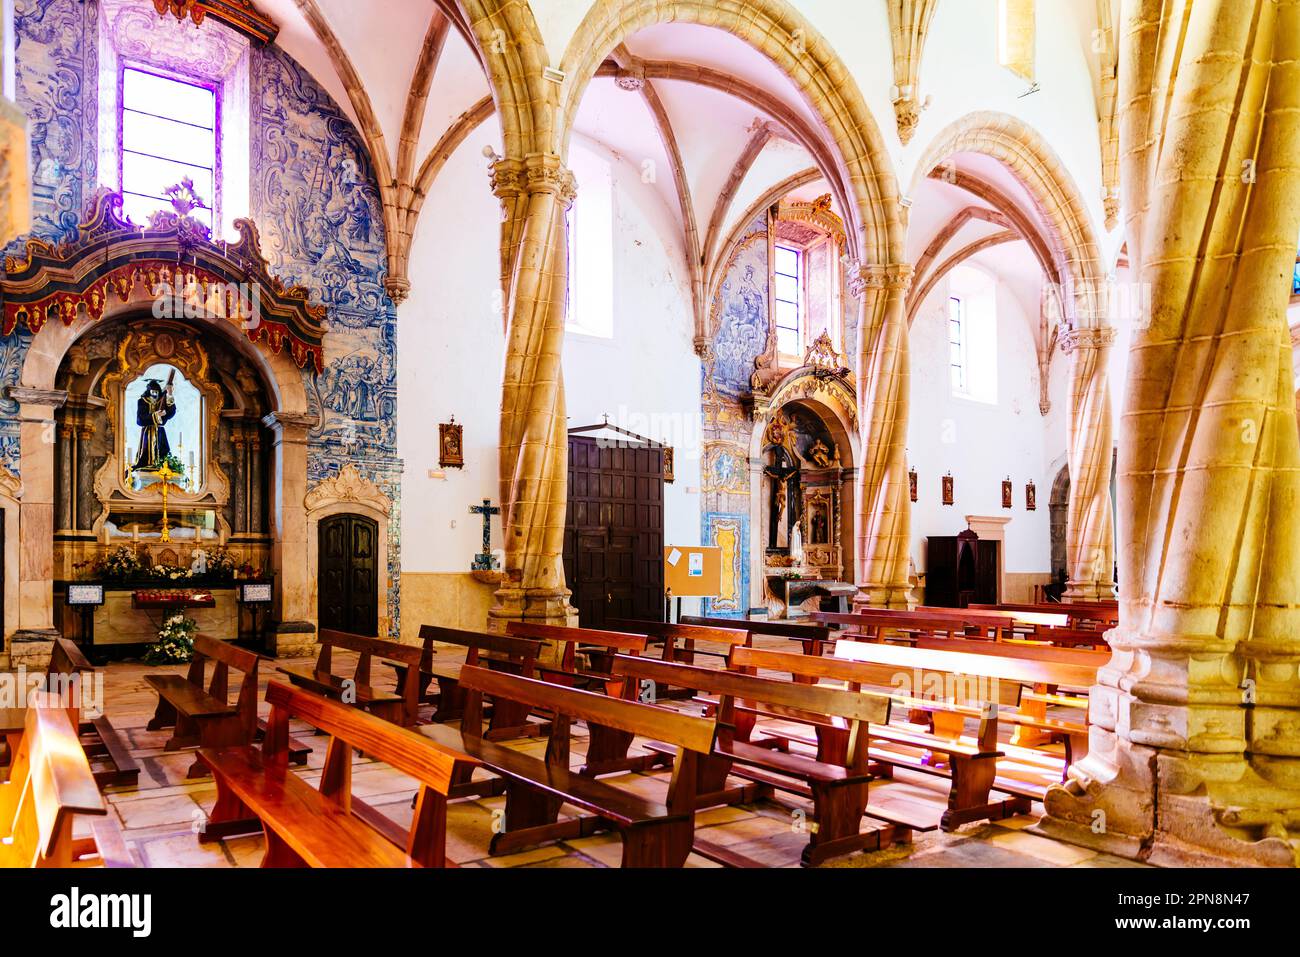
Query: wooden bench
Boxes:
[
  {"xmin": 403, "ymin": 625, "xmax": 547, "ymax": 739},
  {"xmin": 831, "ymin": 640, "xmax": 1095, "ymax": 766},
  {"xmin": 730, "ymin": 646, "xmax": 1021, "ymax": 831},
  {"xmin": 146, "ymin": 635, "xmax": 267, "ymax": 779},
  {"xmin": 278, "ymin": 629, "xmax": 423, "ymax": 727},
  {"xmin": 198, "ymin": 681, "xmax": 478, "ymax": 867},
  {"xmin": 680, "ymin": 615, "xmax": 832, "ymax": 661},
  {"xmin": 606, "ymin": 618, "xmax": 751, "ymax": 668},
  {"xmin": 0, "ymin": 695, "xmax": 132, "ymax": 867},
  {"xmin": 814, "ymin": 608, "xmax": 1008, "ymax": 643},
  {"xmin": 420, "ymin": 665, "xmax": 718, "ymax": 866},
  {"xmin": 971, "ymin": 602, "xmax": 1118, "ymax": 630},
  {"xmin": 910, "ymin": 635, "xmax": 1110, "ymax": 667},
  {"xmin": 0, "ymin": 638, "xmax": 140, "ymax": 789},
  {"xmin": 506, "ymin": 622, "xmax": 647, "ymax": 690},
  {"xmin": 609, "ymin": 655, "xmax": 931, "ymax": 867}
]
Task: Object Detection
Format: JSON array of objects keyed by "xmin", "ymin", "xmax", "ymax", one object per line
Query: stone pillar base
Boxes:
[
  {"xmin": 269, "ymin": 621, "xmax": 317, "ymax": 659},
  {"xmin": 9, "ymin": 629, "xmax": 59, "ymax": 671},
  {"xmin": 853, "ymin": 584, "xmax": 914, "ymax": 610},
  {"xmin": 489, "ymin": 584, "xmax": 578, "ymax": 665},
  {"xmin": 1063, "ymin": 579, "xmax": 1117, "ymax": 601},
  {"xmin": 1035, "ymin": 732, "xmax": 1300, "ymax": 867}
]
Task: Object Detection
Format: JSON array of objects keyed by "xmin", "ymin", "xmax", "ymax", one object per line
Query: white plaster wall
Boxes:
[
  {"xmin": 908, "ymin": 268, "xmax": 1053, "ymax": 576},
  {"xmin": 562, "ymin": 139, "xmax": 703, "ymax": 555},
  {"xmin": 397, "ymin": 122, "xmax": 505, "ymax": 574}
]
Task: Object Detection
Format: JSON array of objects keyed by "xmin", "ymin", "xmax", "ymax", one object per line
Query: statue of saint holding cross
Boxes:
[{"xmin": 469, "ymin": 499, "xmax": 500, "ymax": 571}]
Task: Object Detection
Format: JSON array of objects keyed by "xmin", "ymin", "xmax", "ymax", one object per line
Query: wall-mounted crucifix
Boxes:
[{"xmin": 469, "ymin": 498, "xmax": 500, "ymax": 571}]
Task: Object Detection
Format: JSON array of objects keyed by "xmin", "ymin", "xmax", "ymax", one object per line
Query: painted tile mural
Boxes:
[
  {"xmin": 250, "ymin": 43, "xmax": 403, "ymax": 634},
  {"xmin": 1, "ymin": 13, "xmax": 404, "ymax": 634},
  {"xmin": 702, "ymin": 512, "xmax": 748, "ymax": 618},
  {"xmin": 2, "ymin": 0, "xmax": 99, "ymax": 472},
  {"xmin": 710, "ymin": 217, "xmax": 769, "ymax": 398}
]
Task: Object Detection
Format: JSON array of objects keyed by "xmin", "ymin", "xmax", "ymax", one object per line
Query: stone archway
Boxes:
[
  {"xmin": 480, "ymin": 0, "xmax": 914, "ymax": 625},
  {"xmin": 1048, "ymin": 464, "xmax": 1070, "ymax": 581},
  {"xmin": 911, "ymin": 112, "xmax": 1115, "ymax": 600},
  {"xmin": 2, "ymin": 190, "xmax": 323, "ymax": 659}
]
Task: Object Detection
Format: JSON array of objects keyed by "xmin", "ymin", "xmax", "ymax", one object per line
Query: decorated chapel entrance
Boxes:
[
  {"xmin": 316, "ymin": 512, "xmax": 379, "ymax": 636},
  {"xmin": 2, "ymin": 189, "xmax": 330, "ymax": 659}
]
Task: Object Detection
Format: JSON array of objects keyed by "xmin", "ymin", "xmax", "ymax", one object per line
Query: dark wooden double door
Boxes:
[
  {"xmin": 318, "ymin": 513, "xmax": 379, "ymax": 636},
  {"xmin": 564, "ymin": 437, "xmax": 664, "ymax": 628}
]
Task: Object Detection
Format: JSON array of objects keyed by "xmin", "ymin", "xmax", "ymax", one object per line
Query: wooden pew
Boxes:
[
  {"xmin": 402, "ymin": 625, "xmax": 546, "ymax": 740},
  {"xmin": 0, "ymin": 696, "xmax": 132, "ymax": 867},
  {"xmin": 971, "ymin": 602, "xmax": 1118, "ymax": 630},
  {"xmin": 420, "ymin": 665, "xmax": 718, "ymax": 867},
  {"xmin": 0, "ymin": 638, "xmax": 140, "ymax": 789},
  {"xmin": 730, "ymin": 646, "xmax": 1027, "ymax": 831},
  {"xmin": 831, "ymin": 640, "xmax": 1095, "ymax": 765},
  {"xmin": 606, "ymin": 618, "xmax": 751, "ymax": 667},
  {"xmin": 608, "ymin": 655, "xmax": 932, "ymax": 867},
  {"xmin": 680, "ymin": 615, "xmax": 832, "ymax": 659},
  {"xmin": 813, "ymin": 608, "xmax": 1008, "ymax": 643},
  {"xmin": 199, "ymin": 681, "xmax": 478, "ymax": 867},
  {"xmin": 910, "ymin": 635, "xmax": 1109, "ymax": 667},
  {"xmin": 146, "ymin": 635, "xmax": 266, "ymax": 779},
  {"xmin": 505, "ymin": 622, "xmax": 647, "ymax": 689},
  {"xmin": 278, "ymin": 629, "xmax": 423, "ymax": 727}
]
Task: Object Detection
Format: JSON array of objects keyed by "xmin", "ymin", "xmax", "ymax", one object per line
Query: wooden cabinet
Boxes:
[{"xmin": 925, "ymin": 529, "xmax": 999, "ymax": 607}]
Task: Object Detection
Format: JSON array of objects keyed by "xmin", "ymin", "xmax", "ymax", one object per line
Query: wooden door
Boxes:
[
  {"xmin": 318, "ymin": 513, "xmax": 379, "ymax": 636},
  {"xmin": 564, "ymin": 436, "xmax": 664, "ymax": 628}
]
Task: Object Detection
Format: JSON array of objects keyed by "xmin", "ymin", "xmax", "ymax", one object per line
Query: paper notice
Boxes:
[{"xmin": 667, "ymin": 548, "xmax": 682, "ymax": 567}]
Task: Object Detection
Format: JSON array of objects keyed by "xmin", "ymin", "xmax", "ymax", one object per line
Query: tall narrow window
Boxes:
[
  {"xmin": 774, "ymin": 243, "xmax": 802, "ymax": 356},
  {"xmin": 564, "ymin": 140, "xmax": 614, "ymax": 338},
  {"xmin": 947, "ymin": 296, "xmax": 966, "ymax": 393},
  {"xmin": 120, "ymin": 67, "xmax": 218, "ymax": 228}
]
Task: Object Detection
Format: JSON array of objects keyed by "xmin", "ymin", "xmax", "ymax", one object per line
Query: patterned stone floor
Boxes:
[{"xmin": 78, "ymin": 645, "xmax": 1147, "ymax": 869}]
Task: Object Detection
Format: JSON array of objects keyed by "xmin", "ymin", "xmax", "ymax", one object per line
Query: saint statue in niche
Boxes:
[{"xmin": 133, "ymin": 373, "xmax": 177, "ymax": 471}]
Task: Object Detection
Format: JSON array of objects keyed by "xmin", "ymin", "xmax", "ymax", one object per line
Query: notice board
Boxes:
[{"xmin": 663, "ymin": 545, "xmax": 722, "ymax": 598}]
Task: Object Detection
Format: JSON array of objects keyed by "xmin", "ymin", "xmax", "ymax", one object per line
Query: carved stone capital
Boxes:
[
  {"xmin": 261, "ymin": 411, "xmax": 315, "ymax": 443},
  {"xmin": 383, "ymin": 274, "xmax": 411, "ymax": 304},
  {"xmin": 893, "ymin": 97, "xmax": 922, "ymax": 146},
  {"xmin": 847, "ymin": 262, "xmax": 914, "ymax": 298},
  {"xmin": 490, "ymin": 153, "xmax": 577, "ymax": 209},
  {"xmin": 5, "ymin": 386, "xmax": 68, "ymax": 409},
  {"xmin": 1060, "ymin": 325, "xmax": 1118, "ymax": 355}
]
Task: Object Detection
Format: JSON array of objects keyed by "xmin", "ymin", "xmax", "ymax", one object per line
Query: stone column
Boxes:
[
  {"xmin": 488, "ymin": 153, "xmax": 578, "ymax": 633},
  {"xmin": 1060, "ymin": 326, "xmax": 1117, "ymax": 600},
  {"xmin": 262, "ymin": 411, "xmax": 316, "ymax": 656},
  {"xmin": 75, "ymin": 423, "xmax": 95, "ymax": 530},
  {"xmin": 1039, "ymin": 0, "xmax": 1300, "ymax": 866},
  {"xmin": 249, "ymin": 427, "xmax": 264, "ymax": 535},
  {"xmin": 56, "ymin": 424, "xmax": 74, "ymax": 532},
  {"xmin": 6, "ymin": 388, "xmax": 67, "ymax": 655},
  {"xmin": 851, "ymin": 263, "xmax": 915, "ymax": 609}
]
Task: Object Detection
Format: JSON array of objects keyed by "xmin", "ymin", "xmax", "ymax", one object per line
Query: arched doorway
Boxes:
[
  {"xmin": 1049, "ymin": 465, "xmax": 1070, "ymax": 583},
  {"xmin": 317, "ymin": 512, "xmax": 379, "ymax": 636}
]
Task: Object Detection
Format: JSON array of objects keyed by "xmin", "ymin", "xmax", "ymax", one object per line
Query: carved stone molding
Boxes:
[
  {"xmin": 847, "ymin": 262, "xmax": 915, "ymax": 298},
  {"xmin": 5, "ymin": 386, "xmax": 68, "ymax": 409},
  {"xmin": 0, "ymin": 468, "xmax": 21, "ymax": 502},
  {"xmin": 1060, "ymin": 326, "xmax": 1118, "ymax": 355},
  {"xmin": 304, "ymin": 463, "xmax": 391, "ymax": 517}
]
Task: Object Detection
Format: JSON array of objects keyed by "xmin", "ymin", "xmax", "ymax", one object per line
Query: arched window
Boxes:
[
  {"xmin": 948, "ymin": 265, "xmax": 998, "ymax": 404},
  {"xmin": 773, "ymin": 243, "xmax": 803, "ymax": 357}
]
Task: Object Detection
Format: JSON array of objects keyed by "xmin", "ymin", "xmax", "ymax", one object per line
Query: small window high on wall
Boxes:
[
  {"xmin": 774, "ymin": 244, "xmax": 802, "ymax": 356},
  {"xmin": 120, "ymin": 68, "xmax": 218, "ymax": 228},
  {"xmin": 565, "ymin": 140, "xmax": 614, "ymax": 339},
  {"xmin": 948, "ymin": 265, "xmax": 998, "ymax": 404}
]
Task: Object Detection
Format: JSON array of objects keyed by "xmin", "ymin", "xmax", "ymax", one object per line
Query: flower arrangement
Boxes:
[
  {"xmin": 152, "ymin": 564, "xmax": 194, "ymax": 581},
  {"xmin": 206, "ymin": 549, "xmax": 238, "ymax": 580},
  {"xmin": 144, "ymin": 613, "xmax": 198, "ymax": 664},
  {"xmin": 160, "ymin": 453, "xmax": 186, "ymax": 477},
  {"xmin": 98, "ymin": 546, "xmax": 143, "ymax": 582}
]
